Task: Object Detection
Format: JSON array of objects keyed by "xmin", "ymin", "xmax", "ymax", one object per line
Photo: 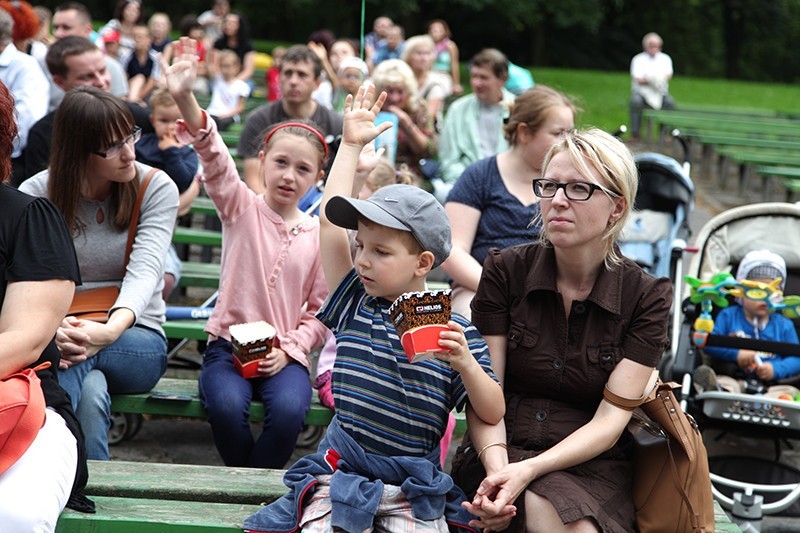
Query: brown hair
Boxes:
[
  {"xmin": 45, "ymin": 35, "xmax": 98, "ymax": 78},
  {"xmin": 469, "ymin": 48, "xmax": 508, "ymax": 80},
  {"xmin": 262, "ymin": 119, "xmax": 328, "ymax": 169},
  {"xmin": 504, "ymin": 85, "xmax": 577, "ymax": 146},
  {"xmin": 0, "ymin": 80, "xmax": 16, "ymax": 182},
  {"xmin": 49, "ymin": 86, "xmax": 139, "ymax": 234}
]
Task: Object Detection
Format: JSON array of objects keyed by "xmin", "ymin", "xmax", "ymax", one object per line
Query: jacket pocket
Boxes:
[{"xmin": 507, "ymin": 321, "xmax": 538, "ymax": 352}]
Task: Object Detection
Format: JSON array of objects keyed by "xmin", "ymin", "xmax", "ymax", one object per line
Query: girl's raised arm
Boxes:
[{"xmin": 161, "ymin": 37, "xmax": 205, "ymax": 134}]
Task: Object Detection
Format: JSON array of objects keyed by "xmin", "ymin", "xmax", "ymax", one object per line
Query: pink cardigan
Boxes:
[{"xmin": 176, "ymin": 114, "xmax": 328, "ymax": 368}]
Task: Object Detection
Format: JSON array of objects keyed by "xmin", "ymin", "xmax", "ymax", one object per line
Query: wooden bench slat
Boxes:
[
  {"xmin": 56, "ymin": 496, "xmax": 260, "ymax": 532},
  {"xmin": 179, "ymin": 262, "xmax": 221, "ymax": 288},
  {"xmin": 110, "ymin": 377, "xmax": 466, "ymax": 434},
  {"xmin": 172, "ymin": 227, "xmax": 222, "ymax": 247},
  {"xmin": 162, "ymin": 320, "xmax": 209, "ymax": 341},
  {"xmin": 86, "ymin": 460, "xmax": 285, "ymax": 505}
]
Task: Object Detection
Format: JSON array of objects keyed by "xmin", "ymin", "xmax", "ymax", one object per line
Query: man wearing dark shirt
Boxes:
[
  {"xmin": 20, "ymin": 37, "xmax": 153, "ymax": 185},
  {"xmin": 238, "ymin": 44, "xmax": 342, "ymax": 194}
]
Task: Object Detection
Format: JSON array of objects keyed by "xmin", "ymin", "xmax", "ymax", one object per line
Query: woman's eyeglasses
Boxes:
[
  {"xmin": 532, "ymin": 178, "xmax": 620, "ymax": 202},
  {"xmin": 93, "ymin": 126, "xmax": 142, "ymax": 159}
]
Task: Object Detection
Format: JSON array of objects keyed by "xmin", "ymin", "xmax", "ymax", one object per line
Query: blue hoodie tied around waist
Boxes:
[{"xmin": 242, "ymin": 415, "xmax": 480, "ymax": 533}]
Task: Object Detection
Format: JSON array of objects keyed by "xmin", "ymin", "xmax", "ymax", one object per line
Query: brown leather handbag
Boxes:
[
  {"xmin": 605, "ymin": 380, "xmax": 715, "ymax": 532},
  {"xmin": 67, "ymin": 169, "xmax": 156, "ymax": 323}
]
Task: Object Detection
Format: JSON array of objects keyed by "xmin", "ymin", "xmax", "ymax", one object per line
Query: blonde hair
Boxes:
[
  {"xmin": 365, "ymin": 159, "xmax": 414, "ymax": 194},
  {"xmin": 371, "ymin": 59, "xmax": 420, "ymax": 113},
  {"xmin": 149, "ymin": 87, "xmax": 177, "ymax": 111},
  {"xmin": 400, "ymin": 34, "xmax": 434, "ymax": 64},
  {"xmin": 536, "ymin": 128, "xmax": 637, "ymax": 267}
]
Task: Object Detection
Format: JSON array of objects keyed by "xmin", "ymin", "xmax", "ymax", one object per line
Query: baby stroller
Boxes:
[
  {"xmin": 671, "ymin": 202, "xmax": 800, "ymax": 531},
  {"xmin": 619, "ymin": 142, "xmax": 695, "ymax": 376}
]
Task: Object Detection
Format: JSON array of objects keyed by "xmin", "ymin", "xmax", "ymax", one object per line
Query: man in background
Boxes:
[{"xmin": 629, "ymin": 32, "xmax": 676, "ymax": 141}]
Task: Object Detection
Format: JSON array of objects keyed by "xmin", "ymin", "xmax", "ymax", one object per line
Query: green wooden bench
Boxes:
[
  {"xmin": 56, "ymin": 496, "xmax": 261, "ymax": 532},
  {"xmin": 85, "ymin": 460, "xmax": 286, "ymax": 505},
  {"xmin": 172, "ymin": 226, "xmax": 223, "ymax": 248},
  {"xmin": 58, "ymin": 460, "xmax": 740, "ymax": 533},
  {"xmin": 189, "ymin": 196, "xmax": 218, "ymax": 217},
  {"xmin": 756, "ymin": 166, "xmax": 800, "ymax": 202},
  {"xmin": 109, "ymin": 377, "xmax": 336, "ymax": 428},
  {"xmin": 110, "ymin": 377, "xmax": 467, "ymax": 436},
  {"xmin": 163, "ymin": 320, "xmax": 208, "ymax": 341},
  {"xmin": 643, "ymin": 109, "xmax": 800, "ymax": 145},
  {"xmin": 179, "ymin": 261, "xmax": 221, "ymax": 288}
]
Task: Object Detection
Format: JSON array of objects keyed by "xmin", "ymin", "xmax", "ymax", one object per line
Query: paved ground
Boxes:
[{"xmin": 108, "ymin": 139, "xmax": 800, "ymax": 530}]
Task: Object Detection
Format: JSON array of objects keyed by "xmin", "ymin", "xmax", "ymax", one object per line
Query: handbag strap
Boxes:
[
  {"xmin": 124, "ymin": 168, "xmax": 158, "ymax": 268},
  {"xmin": 603, "ymin": 384, "xmax": 648, "ymax": 410}
]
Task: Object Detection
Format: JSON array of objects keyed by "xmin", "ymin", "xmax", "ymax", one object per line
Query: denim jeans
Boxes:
[
  {"xmin": 199, "ymin": 338, "xmax": 311, "ymax": 468},
  {"xmin": 58, "ymin": 325, "xmax": 168, "ymax": 460}
]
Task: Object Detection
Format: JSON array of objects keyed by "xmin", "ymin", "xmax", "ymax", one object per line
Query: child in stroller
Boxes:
[
  {"xmin": 698, "ymin": 249, "xmax": 800, "ymax": 398},
  {"xmin": 672, "ymin": 202, "xmax": 800, "ymax": 526}
]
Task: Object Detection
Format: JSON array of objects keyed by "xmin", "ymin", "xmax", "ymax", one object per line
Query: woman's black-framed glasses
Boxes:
[
  {"xmin": 93, "ymin": 126, "xmax": 142, "ymax": 159},
  {"xmin": 532, "ymin": 178, "xmax": 620, "ymax": 201}
]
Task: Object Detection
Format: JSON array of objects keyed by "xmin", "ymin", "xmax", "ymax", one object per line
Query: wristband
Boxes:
[{"xmin": 477, "ymin": 441, "xmax": 507, "ymax": 460}]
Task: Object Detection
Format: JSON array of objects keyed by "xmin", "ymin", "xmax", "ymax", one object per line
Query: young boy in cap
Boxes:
[
  {"xmin": 243, "ymin": 84, "xmax": 504, "ymax": 532},
  {"xmin": 699, "ymin": 249, "xmax": 800, "ymax": 396}
]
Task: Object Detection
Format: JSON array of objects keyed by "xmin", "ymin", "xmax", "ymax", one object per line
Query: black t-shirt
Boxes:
[
  {"xmin": 0, "ymin": 184, "xmax": 92, "ymax": 510},
  {"xmin": 237, "ymin": 100, "xmax": 344, "ymax": 160},
  {"xmin": 0, "ymin": 184, "xmax": 81, "ymax": 370},
  {"xmin": 213, "ymin": 36, "xmax": 255, "ymax": 64}
]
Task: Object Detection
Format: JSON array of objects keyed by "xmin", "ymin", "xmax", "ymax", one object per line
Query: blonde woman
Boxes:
[
  {"xmin": 371, "ymin": 58, "xmax": 438, "ymax": 188},
  {"xmin": 452, "ymin": 129, "xmax": 672, "ymax": 533}
]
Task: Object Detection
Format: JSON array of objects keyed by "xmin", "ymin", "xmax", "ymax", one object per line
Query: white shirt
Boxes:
[
  {"xmin": 0, "ymin": 44, "xmax": 48, "ymax": 157},
  {"xmin": 630, "ymin": 51, "xmax": 673, "ymax": 108},
  {"xmin": 207, "ymin": 75, "xmax": 251, "ymax": 117}
]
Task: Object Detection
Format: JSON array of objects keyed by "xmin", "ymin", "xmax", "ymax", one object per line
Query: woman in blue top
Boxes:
[{"xmin": 441, "ymin": 85, "xmax": 576, "ymax": 319}]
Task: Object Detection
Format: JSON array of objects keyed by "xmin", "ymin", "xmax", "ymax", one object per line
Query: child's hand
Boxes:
[
  {"xmin": 158, "ymin": 130, "xmax": 182, "ymax": 150},
  {"xmin": 436, "ymin": 321, "xmax": 477, "ymax": 374},
  {"xmin": 737, "ymin": 349, "xmax": 757, "ymax": 369},
  {"xmin": 160, "ymin": 37, "xmax": 198, "ymax": 98},
  {"xmin": 755, "ymin": 362, "xmax": 775, "ymax": 381},
  {"xmin": 257, "ymin": 347, "xmax": 290, "ymax": 377},
  {"xmin": 342, "ymin": 83, "xmax": 393, "ymax": 148}
]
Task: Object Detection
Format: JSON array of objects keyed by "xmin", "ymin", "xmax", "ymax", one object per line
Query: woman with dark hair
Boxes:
[
  {"xmin": 427, "ymin": 19, "xmax": 462, "ymax": 95},
  {"xmin": 98, "ymin": 0, "xmax": 143, "ymax": 58},
  {"xmin": 0, "ymin": 81, "xmax": 93, "ymax": 530},
  {"xmin": 20, "ymin": 86, "xmax": 179, "ymax": 461},
  {"xmin": 210, "ymin": 12, "xmax": 255, "ymax": 86}
]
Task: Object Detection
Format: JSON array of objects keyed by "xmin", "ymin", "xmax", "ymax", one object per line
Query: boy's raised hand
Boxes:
[{"xmin": 342, "ymin": 83, "xmax": 393, "ymax": 148}]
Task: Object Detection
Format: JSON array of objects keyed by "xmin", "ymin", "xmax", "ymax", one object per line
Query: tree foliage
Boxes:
[{"xmin": 72, "ymin": 0, "xmax": 800, "ymax": 82}]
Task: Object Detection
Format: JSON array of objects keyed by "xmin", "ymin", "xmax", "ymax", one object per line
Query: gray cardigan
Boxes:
[{"xmin": 21, "ymin": 163, "xmax": 179, "ymax": 332}]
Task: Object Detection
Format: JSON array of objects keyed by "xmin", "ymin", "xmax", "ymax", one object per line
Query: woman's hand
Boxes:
[
  {"xmin": 257, "ymin": 347, "xmax": 290, "ymax": 377},
  {"xmin": 387, "ymin": 105, "xmax": 412, "ymax": 130},
  {"xmin": 57, "ymin": 317, "xmax": 119, "ymax": 367},
  {"xmin": 342, "ymin": 84, "xmax": 392, "ymax": 148},
  {"xmin": 463, "ymin": 460, "xmax": 534, "ymax": 530}
]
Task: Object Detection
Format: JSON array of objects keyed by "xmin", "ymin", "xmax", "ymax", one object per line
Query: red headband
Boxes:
[{"xmin": 263, "ymin": 122, "xmax": 329, "ymax": 159}]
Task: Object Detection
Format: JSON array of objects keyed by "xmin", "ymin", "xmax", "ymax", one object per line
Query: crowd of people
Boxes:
[{"xmin": 0, "ymin": 2, "xmax": 742, "ymax": 531}]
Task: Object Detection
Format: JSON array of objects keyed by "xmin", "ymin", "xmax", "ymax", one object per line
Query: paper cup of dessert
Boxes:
[
  {"xmin": 389, "ymin": 289, "xmax": 452, "ymax": 363},
  {"xmin": 230, "ymin": 321, "xmax": 276, "ymax": 379}
]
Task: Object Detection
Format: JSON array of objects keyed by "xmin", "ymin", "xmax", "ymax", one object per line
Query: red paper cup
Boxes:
[{"xmin": 400, "ymin": 324, "xmax": 449, "ymax": 363}]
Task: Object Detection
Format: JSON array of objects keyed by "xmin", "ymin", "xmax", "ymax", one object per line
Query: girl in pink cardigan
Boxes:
[{"xmin": 164, "ymin": 38, "xmax": 329, "ymax": 468}]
